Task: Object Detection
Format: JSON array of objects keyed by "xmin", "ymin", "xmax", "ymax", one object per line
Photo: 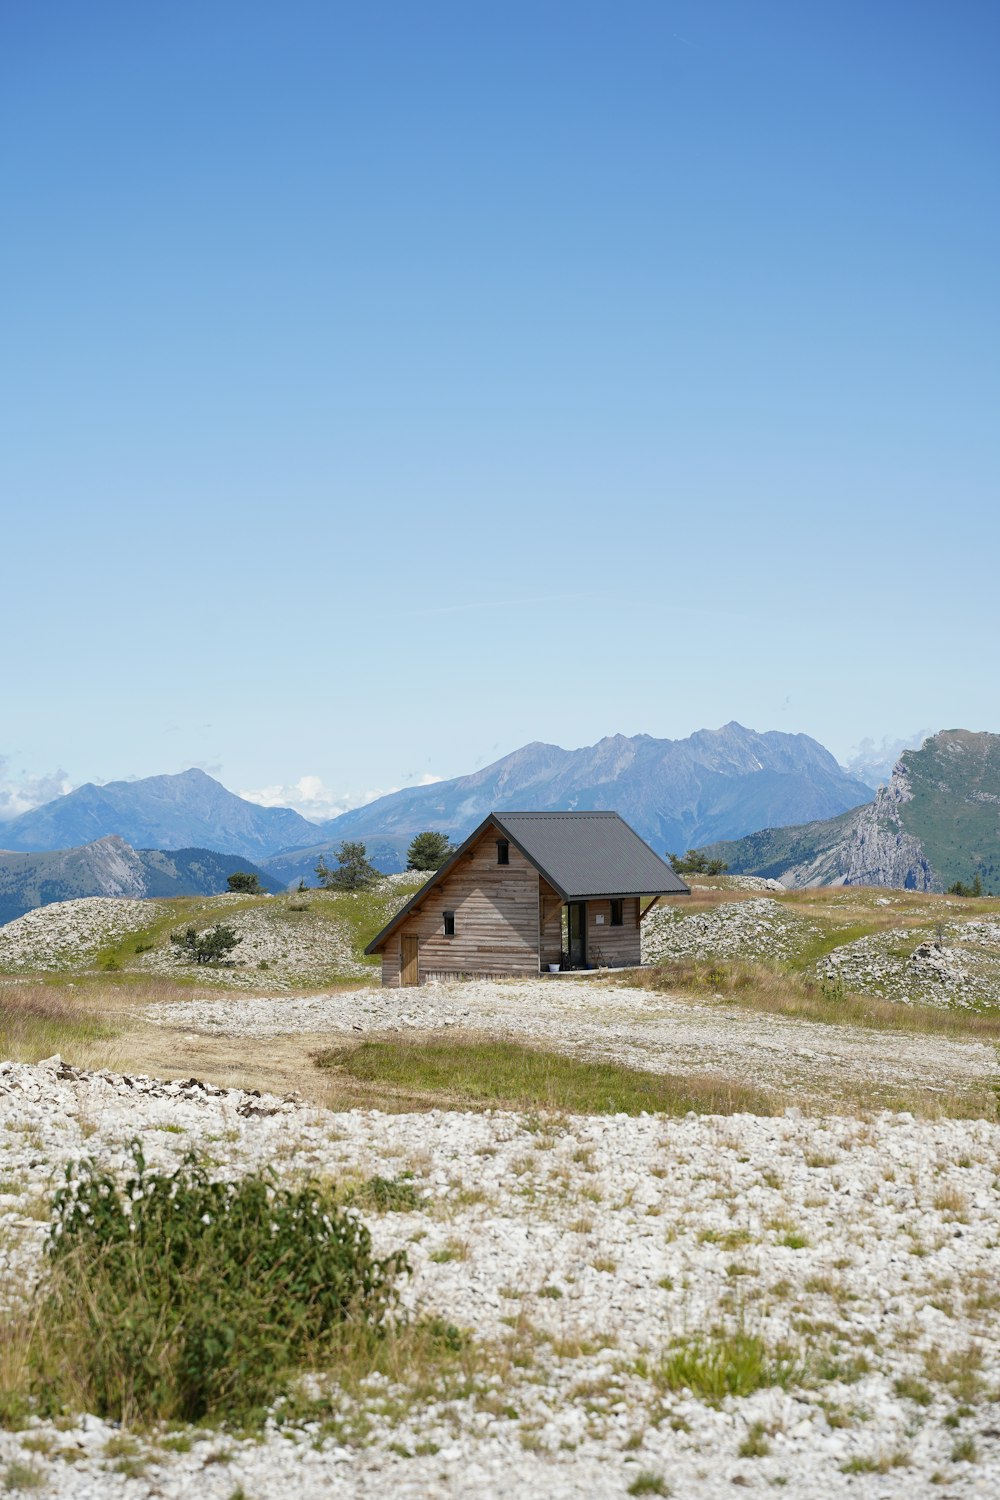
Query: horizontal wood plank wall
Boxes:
[
  {"xmin": 587, "ymin": 898, "xmax": 641, "ymax": 967},
  {"xmin": 381, "ymin": 941, "xmax": 401, "ymax": 987},
  {"xmin": 538, "ymin": 878, "xmax": 563, "ymax": 968},
  {"xmin": 381, "ymin": 825, "xmax": 540, "ymax": 985}
]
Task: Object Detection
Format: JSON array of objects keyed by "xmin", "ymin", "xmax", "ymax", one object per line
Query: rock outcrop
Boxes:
[{"xmin": 700, "ymin": 729, "xmax": 1000, "ymax": 892}]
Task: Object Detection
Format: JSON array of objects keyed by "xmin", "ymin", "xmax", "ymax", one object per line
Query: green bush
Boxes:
[
  {"xmin": 30, "ymin": 1142, "xmax": 409, "ymax": 1425},
  {"xmin": 227, "ymin": 872, "xmax": 263, "ymax": 894},
  {"xmin": 170, "ymin": 923, "xmax": 242, "ymax": 965}
]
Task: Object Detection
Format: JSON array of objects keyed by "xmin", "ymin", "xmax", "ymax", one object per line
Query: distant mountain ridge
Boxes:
[
  {"xmin": 0, "ymin": 727, "xmax": 874, "ymax": 885},
  {"xmin": 0, "ymin": 837, "xmax": 280, "ymax": 924},
  {"xmin": 0, "ymin": 769, "xmax": 318, "ymax": 861},
  {"xmin": 288, "ymin": 723, "xmax": 873, "ymax": 877},
  {"xmin": 699, "ymin": 730, "xmax": 1000, "ymax": 892}
]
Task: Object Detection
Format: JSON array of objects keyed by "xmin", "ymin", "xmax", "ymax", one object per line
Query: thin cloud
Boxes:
[
  {"xmin": 0, "ymin": 758, "xmax": 73, "ymax": 822},
  {"xmin": 239, "ymin": 772, "xmax": 444, "ymax": 822}
]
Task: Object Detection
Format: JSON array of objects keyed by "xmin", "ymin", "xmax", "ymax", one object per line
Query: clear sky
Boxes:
[{"xmin": 2, "ymin": 1, "xmax": 998, "ymax": 821}]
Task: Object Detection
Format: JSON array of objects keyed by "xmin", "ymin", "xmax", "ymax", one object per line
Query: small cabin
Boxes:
[{"xmin": 365, "ymin": 810, "xmax": 689, "ymax": 987}]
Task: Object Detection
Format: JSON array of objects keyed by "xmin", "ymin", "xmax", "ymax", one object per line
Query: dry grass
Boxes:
[
  {"xmin": 0, "ymin": 982, "xmax": 122, "ymax": 1067},
  {"xmin": 626, "ymin": 959, "xmax": 1000, "ymax": 1043}
]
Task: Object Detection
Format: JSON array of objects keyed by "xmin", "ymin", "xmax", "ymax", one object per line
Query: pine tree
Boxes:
[
  {"xmin": 406, "ymin": 831, "xmax": 454, "ymax": 870},
  {"xmin": 316, "ymin": 841, "xmax": 378, "ymax": 891}
]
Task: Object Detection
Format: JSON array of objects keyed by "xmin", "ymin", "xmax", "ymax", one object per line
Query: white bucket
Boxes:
[{"xmin": 548, "ymin": 964, "xmax": 561, "ymax": 972}]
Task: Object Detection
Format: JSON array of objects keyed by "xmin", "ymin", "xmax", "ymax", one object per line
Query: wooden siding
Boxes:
[
  {"xmin": 381, "ymin": 939, "xmax": 401, "ymax": 987},
  {"xmin": 587, "ymin": 897, "xmax": 641, "ymax": 967},
  {"xmin": 539, "ymin": 877, "xmax": 563, "ymax": 968},
  {"xmin": 380, "ymin": 825, "xmax": 540, "ymax": 986}
]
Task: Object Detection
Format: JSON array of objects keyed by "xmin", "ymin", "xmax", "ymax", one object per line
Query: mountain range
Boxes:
[
  {"xmin": 700, "ymin": 730, "xmax": 1000, "ymax": 893},
  {"xmin": 1, "ymin": 726, "xmax": 994, "ymax": 910},
  {"xmin": 0, "ymin": 837, "xmax": 280, "ymax": 924},
  {"xmin": 0, "ymin": 769, "xmax": 318, "ymax": 862},
  {"xmin": 275, "ymin": 723, "xmax": 874, "ymax": 882},
  {"xmin": 0, "ymin": 726, "xmax": 875, "ymax": 888}
]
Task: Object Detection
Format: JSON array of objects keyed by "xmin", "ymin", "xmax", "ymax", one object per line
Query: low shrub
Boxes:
[
  {"xmin": 24, "ymin": 1142, "xmax": 410, "ymax": 1426},
  {"xmin": 654, "ymin": 1331, "xmax": 797, "ymax": 1403}
]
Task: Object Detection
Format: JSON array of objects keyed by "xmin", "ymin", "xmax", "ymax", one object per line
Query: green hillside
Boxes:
[
  {"xmin": 699, "ymin": 730, "xmax": 1000, "ymax": 893},
  {"xmin": 897, "ymin": 730, "xmax": 1000, "ymax": 892},
  {"xmin": 698, "ymin": 807, "xmax": 860, "ymax": 881}
]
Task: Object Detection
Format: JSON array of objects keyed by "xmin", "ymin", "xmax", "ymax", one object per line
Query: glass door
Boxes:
[{"xmin": 567, "ymin": 902, "xmax": 587, "ymax": 967}]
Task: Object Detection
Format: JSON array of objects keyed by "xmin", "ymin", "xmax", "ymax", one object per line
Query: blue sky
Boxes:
[{"xmin": 2, "ymin": 1, "xmax": 997, "ymax": 821}]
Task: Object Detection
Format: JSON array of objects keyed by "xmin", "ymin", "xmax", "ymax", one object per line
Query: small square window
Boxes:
[
  {"xmin": 610, "ymin": 899, "xmax": 623, "ymax": 927},
  {"xmin": 496, "ymin": 839, "xmax": 509, "ymax": 865},
  {"xmin": 443, "ymin": 910, "xmax": 455, "ymax": 937}
]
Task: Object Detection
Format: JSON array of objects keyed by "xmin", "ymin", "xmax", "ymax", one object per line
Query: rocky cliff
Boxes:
[{"xmin": 700, "ymin": 730, "xmax": 1000, "ymax": 892}]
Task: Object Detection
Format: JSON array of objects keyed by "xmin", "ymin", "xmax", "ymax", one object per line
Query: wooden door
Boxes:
[{"xmin": 401, "ymin": 935, "xmax": 419, "ymax": 987}]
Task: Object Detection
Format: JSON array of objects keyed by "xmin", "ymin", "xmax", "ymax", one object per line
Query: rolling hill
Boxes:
[{"xmin": 0, "ymin": 836, "xmax": 280, "ymax": 923}]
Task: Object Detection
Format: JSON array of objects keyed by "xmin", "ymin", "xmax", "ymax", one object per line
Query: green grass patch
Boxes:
[
  {"xmin": 627, "ymin": 1475, "xmax": 670, "ymax": 1497},
  {"xmin": 315, "ymin": 1037, "xmax": 776, "ymax": 1117},
  {"xmin": 653, "ymin": 1331, "xmax": 797, "ymax": 1403},
  {"xmin": 344, "ymin": 1175, "xmax": 421, "ymax": 1213}
]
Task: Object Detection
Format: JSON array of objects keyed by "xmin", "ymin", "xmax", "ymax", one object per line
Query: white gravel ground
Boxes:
[
  {"xmin": 143, "ymin": 975, "xmax": 996, "ymax": 1107},
  {"xmin": 641, "ymin": 899, "xmax": 820, "ymax": 965},
  {"xmin": 1, "ymin": 1057, "xmax": 999, "ymax": 1499}
]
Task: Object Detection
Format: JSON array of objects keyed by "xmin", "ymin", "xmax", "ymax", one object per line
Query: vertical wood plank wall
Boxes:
[{"xmin": 381, "ymin": 825, "xmax": 540, "ymax": 985}]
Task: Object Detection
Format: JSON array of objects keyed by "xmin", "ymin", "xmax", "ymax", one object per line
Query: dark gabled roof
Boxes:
[
  {"xmin": 493, "ymin": 811, "xmax": 690, "ymax": 900},
  {"xmin": 364, "ymin": 810, "xmax": 688, "ymax": 954}
]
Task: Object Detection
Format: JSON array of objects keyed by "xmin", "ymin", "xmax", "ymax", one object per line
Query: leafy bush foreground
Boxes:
[{"xmin": 17, "ymin": 1144, "xmax": 410, "ymax": 1427}]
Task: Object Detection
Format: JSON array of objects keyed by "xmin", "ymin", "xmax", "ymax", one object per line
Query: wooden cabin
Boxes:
[{"xmin": 365, "ymin": 810, "xmax": 689, "ymax": 987}]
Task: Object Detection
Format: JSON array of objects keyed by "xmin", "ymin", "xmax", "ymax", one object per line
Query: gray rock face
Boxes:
[{"xmin": 835, "ymin": 765, "xmax": 937, "ymax": 890}]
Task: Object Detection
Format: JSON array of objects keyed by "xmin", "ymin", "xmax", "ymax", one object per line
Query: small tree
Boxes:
[
  {"xmin": 315, "ymin": 841, "xmax": 378, "ymax": 891},
  {"xmin": 170, "ymin": 923, "xmax": 242, "ymax": 965},
  {"xmin": 227, "ymin": 871, "xmax": 262, "ymax": 894},
  {"xmin": 668, "ymin": 849, "xmax": 719, "ymax": 875},
  {"xmin": 406, "ymin": 831, "xmax": 454, "ymax": 871}
]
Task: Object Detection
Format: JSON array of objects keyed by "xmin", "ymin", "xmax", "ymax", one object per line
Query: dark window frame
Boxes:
[
  {"xmin": 443, "ymin": 909, "xmax": 456, "ymax": 937},
  {"xmin": 609, "ymin": 899, "xmax": 624, "ymax": 927},
  {"xmin": 496, "ymin": 839, "xmax": 510, "ymax": 865}
]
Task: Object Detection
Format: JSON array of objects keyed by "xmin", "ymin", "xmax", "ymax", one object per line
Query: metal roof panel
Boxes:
[{"xmin": 493, "ymin": 811, "xmax": 689, "ymax": 898}]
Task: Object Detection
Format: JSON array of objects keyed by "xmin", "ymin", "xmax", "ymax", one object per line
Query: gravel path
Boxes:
[
  {"xmin": 0, "ymin": 1058, "xmax": 998, "ymax": 1497},
  {"xmin": 144, "ymin": 975, "xmax": 997, "ymax": 1107}
]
